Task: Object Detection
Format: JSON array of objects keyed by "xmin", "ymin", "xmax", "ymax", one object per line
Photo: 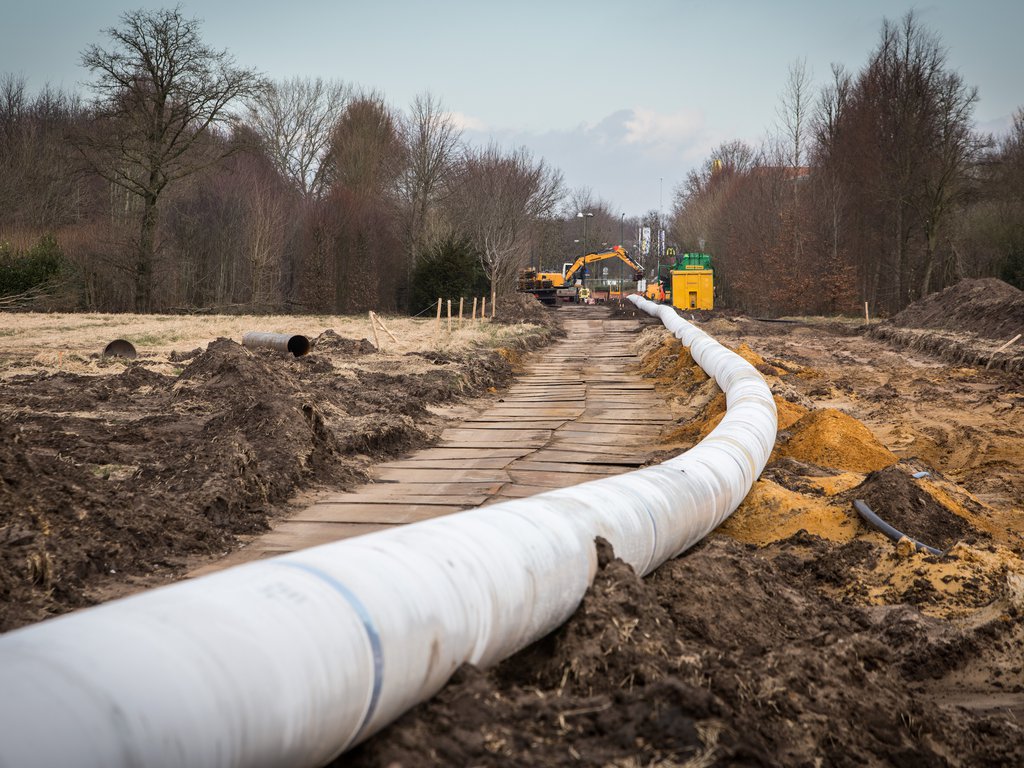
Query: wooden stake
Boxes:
[
  {"xmin": 986, "ymin": 333, "xmax": 1022, "ymax": 370},
  {"xmin": 864, "ymin": 301, "xmax": 870, "ymax": 325},
  {"xmin": 368, "ymin": 311, "xmax": 381, "ymax": 350},
  {"xmin": 472, "ymin": 296, "xmax": 478, "ymax": 321},
  {"xmin": 434, "ymin": 297, "xmax": 442, "ymax": 339},
  {"xmin": 447, "ymin": 299, "xmax": 452, "ymax": 333},
  {"xmin": 491, "ymin": 287, "xmax": 496, "ymax": 319},
  {"xmin": 481, "ymin": 296, "xmax": 486, "ymax": 320},
  {"xmin": 371, "ymin": 311, "xmax": 398, "ymax": 343},
  {"xmin": 458, "ymin": 297, "xmax": 464, "ymax": 327}
]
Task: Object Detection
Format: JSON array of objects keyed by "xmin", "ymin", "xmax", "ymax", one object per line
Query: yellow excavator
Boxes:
[{"xmin": 517, "ymin": 246, "xmax": 645, "ymax": 305}]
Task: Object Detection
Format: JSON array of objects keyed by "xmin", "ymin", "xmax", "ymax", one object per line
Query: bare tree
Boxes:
[
  {"xmin": 817, "ymin": 11, "xmax": 982, "ymax": 309},
  {"xmin": 397, "ymin": 93, "xmax": 462, "ymax": 265},
  {"xmin": 78, "ymin": 7, "xmax": 263, "ymax": 310},
  {"xmin": 321, "ymin": 93, "xmax": 406, "ymax": 311},
  {"xmin": 0, "ymin": 75, "xmax": 85, "ymax": 232},
  {"xmin": 777, "ymin": 58, "xmax": 812, "ymax": 170},
  {"xmin": 452, "ymin": 144, "xmax": 564, "ymax": 293},
  {"xmin": 245, "ymin": 77, "xmax": 351, "ymax": 199}
]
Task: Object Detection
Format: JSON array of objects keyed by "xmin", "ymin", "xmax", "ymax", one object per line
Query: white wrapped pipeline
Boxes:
[{"xmin": 0, "ymin": 295, "xmax": 776, "ymax": 768}]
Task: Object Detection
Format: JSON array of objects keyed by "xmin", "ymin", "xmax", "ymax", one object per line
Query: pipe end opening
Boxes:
[
  {"xmin": 288, "ymin": 335, "xmax": 311, "ymax": 357},
  {"xmin": 103, "ymin": 339, "xmax": 137, "ymax": 359}
]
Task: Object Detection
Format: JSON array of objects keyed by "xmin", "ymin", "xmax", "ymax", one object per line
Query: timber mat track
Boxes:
[{"xmin": 192, "ymin": 306, "xmax": 679, "ymax": 572}]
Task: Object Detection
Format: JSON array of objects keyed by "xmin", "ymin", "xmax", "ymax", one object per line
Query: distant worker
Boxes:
[{"xmin": 577, "ymin": 286, "xmax": 591, "ymax": 303}]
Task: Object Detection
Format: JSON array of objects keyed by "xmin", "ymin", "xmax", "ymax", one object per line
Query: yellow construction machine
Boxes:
[
  {"xmin": 644, "ymin": 252, "xmax": 714, "ymax": 310},
  {"xmin": 517, "ymin": 246, "xmax": 644, "ymax": 305}
]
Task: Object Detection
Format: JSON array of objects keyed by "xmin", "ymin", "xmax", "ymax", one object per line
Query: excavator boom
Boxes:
[{"xmin": 517, "ymin": 245, "xmax": 644, "ymax": 305}]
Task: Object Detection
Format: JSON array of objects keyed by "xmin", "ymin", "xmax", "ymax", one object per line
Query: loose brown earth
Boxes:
[
  {"xmin": 0, "ymin": 294, "xmax": 560, "ymax": 630},
  {"xmin": 3, "ymin": 285, "xmax": 1024, "ymax": 766}
]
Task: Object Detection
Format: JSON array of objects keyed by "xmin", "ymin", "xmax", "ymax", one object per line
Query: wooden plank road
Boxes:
[{"xmin": 190, "ymin": 306, "xmax": 675, "ymax": 575}]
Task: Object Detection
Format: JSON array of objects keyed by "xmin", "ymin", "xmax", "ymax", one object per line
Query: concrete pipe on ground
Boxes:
[
  {"xmin": 0, "ymin": 295, "xmax": 776, "ymax": 768},
  {"xmin": 242, "ymin": 332, "xmax": 311, "ymax": 357}
]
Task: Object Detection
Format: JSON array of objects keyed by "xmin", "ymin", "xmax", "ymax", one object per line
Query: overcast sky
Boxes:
[{"xmin": 4, "ymin": 0, "xmax": 1022, "ymax": 215}]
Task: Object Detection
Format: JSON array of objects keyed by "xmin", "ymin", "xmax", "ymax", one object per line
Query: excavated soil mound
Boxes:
[
  {"xmin": 721, "ymin": 478, "xmax": 856, "ymax": 544},
  {"xmin": 781, "ymin": 408, "xmax": 900, "ymax": 473},
  {"xmin": 846, "ymin": 466, "xmax": 982, "ymax": 550},
  {"xmin": 313, "ymin": 329, "xmax": 376, "ymax": 355},
  {"xmin": 0, "ymin": 336, "xmax": 531, "ymax": 631},
  {"xmin": 889, "ymin": 277, "xmax": 1024, "ymax": 340},
  {"xmin": 493, "ymin": 293, "xmax": 558, "ymax": 327}
]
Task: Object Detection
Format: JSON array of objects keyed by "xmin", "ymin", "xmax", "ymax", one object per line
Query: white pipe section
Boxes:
[{"xmin": 0, "ymin": 296, "xmax": 776, "ymax": 768}]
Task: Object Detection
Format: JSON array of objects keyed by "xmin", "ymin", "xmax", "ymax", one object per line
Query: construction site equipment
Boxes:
[
  {"xmin": 670, "ymin": 252, "xmax": 714, "ymax": 310},
  {"xmin": 0, "ymin": 296, "xmax": 775, "ymax": 768},
  {"xmin": 102, "ymin": 339, "xmax": 137, "ymax": 359},
  {"xmin": 242, "ymin": 331, "xmax": 311, "ymax": 357},
  {"xmin": 517, "ymin": 246, "xmax": 644, "ymax": 305}
]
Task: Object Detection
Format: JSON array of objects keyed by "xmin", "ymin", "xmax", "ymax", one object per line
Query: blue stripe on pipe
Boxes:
[{"xmin": 273, "ymin": 560, "xmax": 384, "ymax": 738}]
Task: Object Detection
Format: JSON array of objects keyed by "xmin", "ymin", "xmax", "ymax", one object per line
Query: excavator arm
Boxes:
[{"xmin": 563, "ymin": 246, "xmax": 645, "ymax": 283}]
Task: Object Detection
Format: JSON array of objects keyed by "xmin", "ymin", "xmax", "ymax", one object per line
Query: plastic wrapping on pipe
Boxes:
[{"xmin": 0, "ymin": 294, "xmax": 777, "ymax": 768}]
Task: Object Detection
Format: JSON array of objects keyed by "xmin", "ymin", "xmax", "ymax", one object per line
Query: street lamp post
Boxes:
[
  {"xmin": 576, "ymin": 211, "xmax": 593, "ymax": 297},
  {"xmin": 620, "ymin": 213, "xmax": 625, "ymax": 299}
]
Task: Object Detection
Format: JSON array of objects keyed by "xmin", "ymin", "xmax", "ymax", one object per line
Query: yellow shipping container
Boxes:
[{"xmin": 670, "ymin": 269, "xmax": 714, "ymax": 310}]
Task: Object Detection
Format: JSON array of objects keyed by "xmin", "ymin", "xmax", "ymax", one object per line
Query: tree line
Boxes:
[
  {"xmin": 0, "ymin": 8, "xmax": 588, "ymax": 314},
  {"xmin": 671, "ymin": 11, "xmax": 1024, "ymax": 316},
  {"xmin": 3, "ymin": 9, "xmax": 1021, "ymax": 317}
]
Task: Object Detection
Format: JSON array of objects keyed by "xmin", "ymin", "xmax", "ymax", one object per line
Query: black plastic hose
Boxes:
[{"xmin": 852, "ymin": 499, "xmax": 945, "ymax": 557}]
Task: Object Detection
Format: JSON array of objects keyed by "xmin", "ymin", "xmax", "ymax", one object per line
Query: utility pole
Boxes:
[{"xmin": 577, "ymin": 211, "xmax": 593, "ymax": 297}]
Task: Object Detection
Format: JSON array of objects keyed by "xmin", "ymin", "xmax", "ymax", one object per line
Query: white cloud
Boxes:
[
  {"xmin": 456, "ymin": 107, "xmax": 716, "ymax": 213},
  {"xmin": 446, "ymin": 111, "xmax": 487, "ymax": 132},
  {"xmin": 623, "ymin": 108, "xmax": 705, "ymax": 146}
]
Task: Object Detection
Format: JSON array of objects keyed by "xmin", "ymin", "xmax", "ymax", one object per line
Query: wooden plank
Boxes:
[
  {"xmin": 376, "ymin": 456, "xmax": 517, "ymax": 470},
  {"xmin": 312, "ymin": 493, "xmax": 488, "ymax": 506},
  {"xmin": 540, "ymin": 441, "xmax": 655, "ymax": 456},
  {"xmin": 556, "ymin": 422, "xmax": 653, "ymax": 434},
  {"xmin": 371, "ymin": 467, "xmax": 510, "ymax": 483},
  {"xmin": 350, "ymin": 482, "xmax": 504, "ymax": 496},
  {"xmin": 510, "ymin": 461, "xmax": 628, "ymax": 476},
  {"xmin": 486, "ymin": 485, "xmax": 557, "ymax": 500},
  {"xmin": 441, "ymin": 428, "xmax": 552, "ymax": 442},
  {"xmin": 507, "ymin": 470, "xmax": 612, "ymax": 487},
  {"xmin": 292, "ymin": 503, "xmax": 467, "ymax": 524},
  {"xmin": 260, "ymin": 521, "xmax": 396, "ymax": 549},
  {"xmin": 527, "ymin": 450, "xmax": 644, "ymax": 466},
  {"xmin": 400, "ymin": 447, "xmax": 532, "ymax": 460},
  {"xmin": 459, "ymin": 419, "xmax": 569, "ymax": 429},
  {"xmin": 439, "ymin": 440, "xmax": 549, "ymax": 450}
]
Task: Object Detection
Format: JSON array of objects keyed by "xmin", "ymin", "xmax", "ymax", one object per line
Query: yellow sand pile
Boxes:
[
  {"xmin": 638, "ymin": 336, "xmax": 709, "ymax": 389},
  {"xmin": 804, "ymin": 471, "xmax": 865, "ymax": 496},
  {"xmin": 731, "ymin": 342, "xmax": 780, "ymax": 375},
  {"xmin": 719, "ymin": 479, "xmax": 857, "ymax": 545},
  {"xmin": 781, "ymin": 408, "xmax": 900, "ymax": 473},
  {"xmin": 853, "ymin": 540, "xmax": 1024, "ymax": 619},
  {"xmin": 775, "ymin": 397, "xmax": 809, "ymax": 430}
]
